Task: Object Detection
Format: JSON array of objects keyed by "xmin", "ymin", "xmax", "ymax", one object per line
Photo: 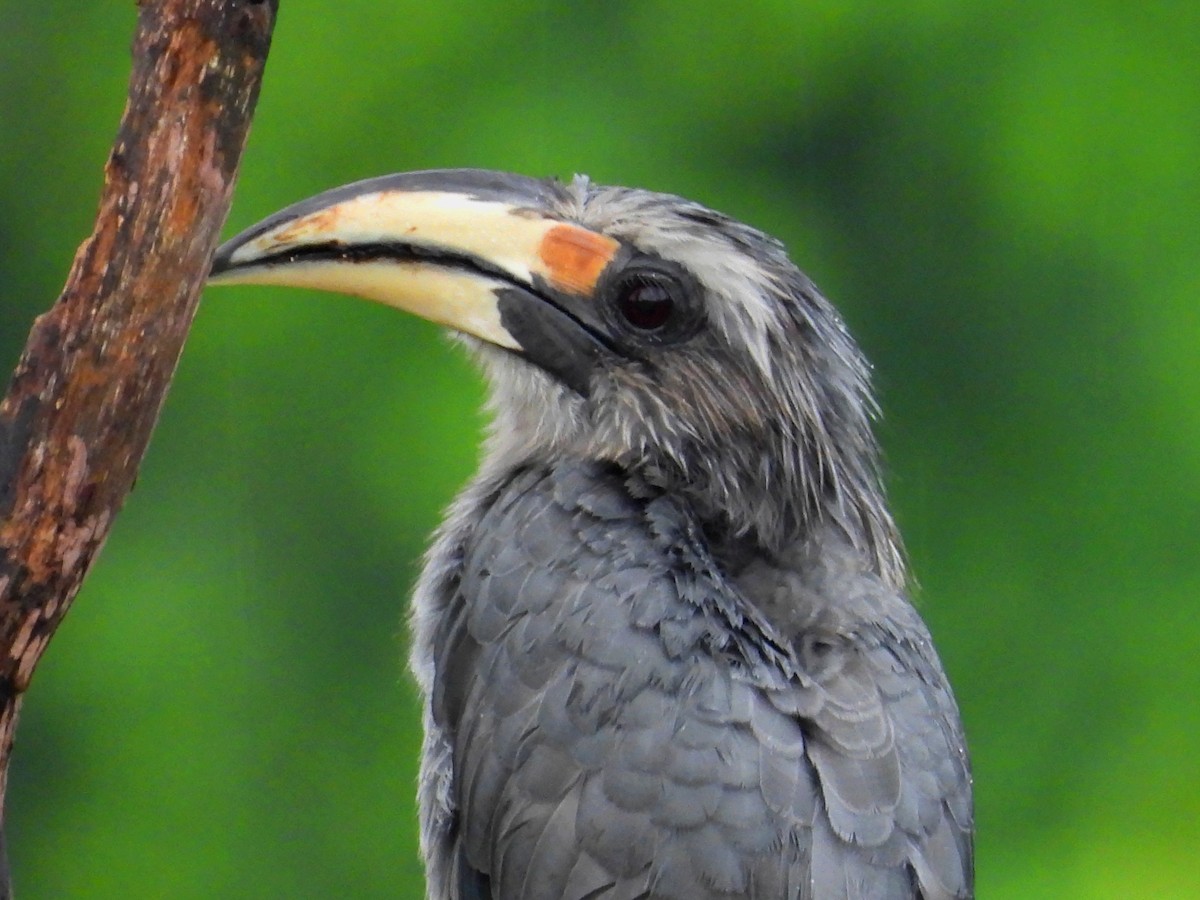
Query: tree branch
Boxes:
[{"xmin": 0, "ymin": 1, "xmax": 277, "ymax": 890}]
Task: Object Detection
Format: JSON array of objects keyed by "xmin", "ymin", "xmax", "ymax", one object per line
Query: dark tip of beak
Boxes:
[{"xmin": 209, "ymin": 241, "xmax": 236, "ymax": 279}]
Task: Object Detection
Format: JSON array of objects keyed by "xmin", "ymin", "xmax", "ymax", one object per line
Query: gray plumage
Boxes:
[
  {"xmin": 211, "ymin": 170, "xmax": 973, "ymax": 899},
  {"xmin": 409, "ymin": 179, "xmax": 972, "ymax": 898}
]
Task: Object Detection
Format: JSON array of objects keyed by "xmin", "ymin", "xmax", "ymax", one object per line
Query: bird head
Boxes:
[{"xmin": 210, "ymin": 169, "xmax": 902, "ymax": 580}]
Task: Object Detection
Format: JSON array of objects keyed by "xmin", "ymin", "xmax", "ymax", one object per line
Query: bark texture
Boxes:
[{"xmin": 0, "ymin": 2, "xmax": 277, "ymax": 888}]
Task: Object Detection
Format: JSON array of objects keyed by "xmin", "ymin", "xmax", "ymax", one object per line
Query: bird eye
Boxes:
[{"xmin": 615, "ymin": 277, "xmax": 676, "ymax": 332}]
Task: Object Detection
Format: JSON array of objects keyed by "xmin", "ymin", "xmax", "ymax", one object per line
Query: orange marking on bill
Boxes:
[
  {"xmin": 538, "ymin": 224, "xmax": 619, "ymax": 294},
  {"xmin": 272, "ymin": 206, "xmax": 345, "ymax": 245}
]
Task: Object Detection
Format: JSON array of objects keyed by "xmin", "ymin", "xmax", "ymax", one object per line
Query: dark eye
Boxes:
[{"xmin": 615, "ymin": 278, "xmax": 676, "ymax": 332}]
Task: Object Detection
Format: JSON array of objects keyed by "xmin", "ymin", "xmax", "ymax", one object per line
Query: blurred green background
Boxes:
[{"xmin": 2, "ymin": 1, "xmax": 1198, "ymax": 897}]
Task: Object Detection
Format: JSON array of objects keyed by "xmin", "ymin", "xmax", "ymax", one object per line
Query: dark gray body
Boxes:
[{"xmin": 416, "ymin": 460, "xmax": 971, "ymax": 900}]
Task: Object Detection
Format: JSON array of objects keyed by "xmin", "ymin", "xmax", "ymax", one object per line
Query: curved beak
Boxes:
[{"xmin": 209, "ymin": 169, "xmax": 623, "ymax": 394}]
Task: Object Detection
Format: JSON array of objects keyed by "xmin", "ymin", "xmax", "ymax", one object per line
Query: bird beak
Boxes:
[{"xmin": 209, "ymin": 169, "xmax": 622, "ymax": 393}]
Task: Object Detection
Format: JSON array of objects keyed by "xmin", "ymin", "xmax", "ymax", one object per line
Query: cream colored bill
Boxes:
[
  {"xmin": 220, "ymin": 190, "xmax": 619, "ymax": 297},
  {"xmin": 217, "ymin": 257, "xmax": 523, "ymax": 351}
]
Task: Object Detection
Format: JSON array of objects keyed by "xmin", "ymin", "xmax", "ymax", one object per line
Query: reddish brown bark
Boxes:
[{"xmin": 0, "ymin": 0, "xmax": 277, "ymax": 882}]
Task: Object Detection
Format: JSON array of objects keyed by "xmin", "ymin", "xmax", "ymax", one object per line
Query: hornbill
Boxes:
[{"xmin": 210, "ymin": 169, "xmax": 973, "ymax": 899}]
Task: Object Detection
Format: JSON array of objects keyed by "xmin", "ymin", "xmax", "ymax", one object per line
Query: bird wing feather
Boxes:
[{"xmin": 429, "ymin": 462, "xmax": 971, "ymax": 899}]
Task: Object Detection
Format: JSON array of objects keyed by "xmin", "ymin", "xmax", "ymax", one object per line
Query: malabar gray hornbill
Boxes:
[{"xmin": 209, "ymin": 169, "xmax": 973, "ymax": 899}]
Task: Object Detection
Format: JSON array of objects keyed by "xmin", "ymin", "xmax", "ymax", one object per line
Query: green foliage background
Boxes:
[{"xmin": 2, "ymin": 2, "xmax": 1197, "ymax": 897}]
